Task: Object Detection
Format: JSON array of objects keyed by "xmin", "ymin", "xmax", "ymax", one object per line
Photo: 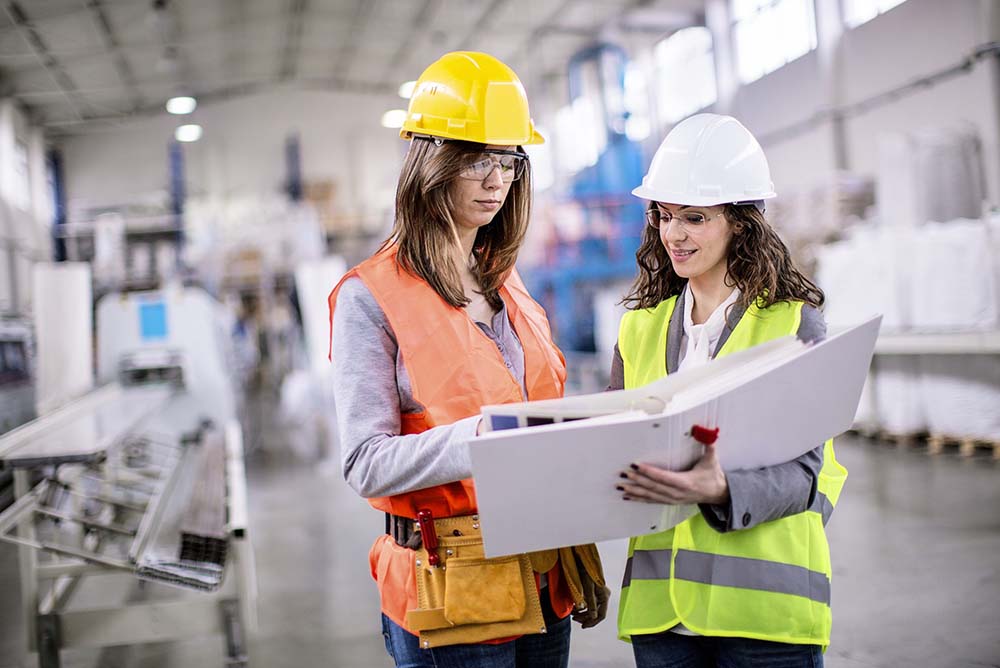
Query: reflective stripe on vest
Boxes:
[
  {"xmin": 622, "ymin": 549, "xmax": 831, "ymax": 605},
  {"xmin": 615, "ymin": 295, "xmax": 847, "ymax": 647}
]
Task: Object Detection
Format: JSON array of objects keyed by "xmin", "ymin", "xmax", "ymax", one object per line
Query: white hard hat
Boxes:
[{"xmin": 632, "ymin": 113, "xmax": 776, "ymax": 206}]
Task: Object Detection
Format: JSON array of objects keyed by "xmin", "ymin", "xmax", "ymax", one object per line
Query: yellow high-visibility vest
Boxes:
[{"xmin": 616, "ymin": 296, "xmax": 847, "ymax": 647}]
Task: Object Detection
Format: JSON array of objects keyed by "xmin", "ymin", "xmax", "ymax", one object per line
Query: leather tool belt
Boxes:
[
  {"xmin": 386, "ymin": 512, "xmax": 606, "ymax": 648},
  {"xmin": 399, "ymin": 514, "xmax": 545, "ymax": 648}
]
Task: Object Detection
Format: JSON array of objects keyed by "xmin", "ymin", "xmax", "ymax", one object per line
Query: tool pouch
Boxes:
[
  {"xmin": 558, "ymin": 544, "xmax": 606, "ymax": 614},
  {"xmin": 404, "ymin": 515, "xmax": 545, "ymax": 648}
]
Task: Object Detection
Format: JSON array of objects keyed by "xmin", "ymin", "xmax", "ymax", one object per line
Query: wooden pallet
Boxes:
[
  {"xmin": 848, "ymin": 429, "xmax": 1000, "ymax": 460},
  {"xmin": 926, "ymin": 434, "xmax": 1000, "ymax": 460},
  {"xmin": 849, "ymin": 428, "xmax": 923, "ymax": 448}
]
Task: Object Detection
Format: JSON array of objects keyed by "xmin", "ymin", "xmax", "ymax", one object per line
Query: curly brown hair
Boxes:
[
  {"xmin": 382, "ymin": 138, "xmax": 531, "ymax": 311},
  {"xmin": 622, "ymin": 202, "xmax": 824, "ymax": 312}
]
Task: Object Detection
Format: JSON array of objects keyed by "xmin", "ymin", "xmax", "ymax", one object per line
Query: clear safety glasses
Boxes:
[
  {"xmin": 645, "ymin": 206, "xmax": 725, "ymax": 230},
  {"xmin": 413, "ymin": 135, "xmax": 528, "ymax": 183},
  {"xmin": 459, "ymin": 149, "xmax": 528, "ymax": 183}
]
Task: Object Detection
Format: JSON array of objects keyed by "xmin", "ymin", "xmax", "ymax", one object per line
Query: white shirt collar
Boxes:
[{"xmin": 679, "ymin": 284, "xmax": 741, "ymax": 370}]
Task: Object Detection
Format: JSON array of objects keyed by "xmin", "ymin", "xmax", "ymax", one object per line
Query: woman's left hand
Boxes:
[{"xmin": 618, "ymin": 442, "xmax": 729, "ymax": 506}]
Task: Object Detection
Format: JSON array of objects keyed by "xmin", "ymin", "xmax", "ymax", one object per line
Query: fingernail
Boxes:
[
  {"xmin": 615, "ymin": 485, "xmax": 624, "ymax": 491},
  {"xmin": 629, "ymin": 463, "xmax": 639, "ymax": 471},
  {"xmin": 619, "ymin": 472, "xmax": 628, "ymax": 479},
  {"xmin": 622, "ymin": 495, "xmax": 631, "ymax": 500}
]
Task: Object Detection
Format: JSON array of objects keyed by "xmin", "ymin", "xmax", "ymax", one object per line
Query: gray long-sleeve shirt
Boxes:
[
  {"xmin": 607, "ymin": 291, "xmax": 827, "ymax": 533},
  {"xmin": 331, "ymin": 276, "xmax": 527, "ymax": 498}
]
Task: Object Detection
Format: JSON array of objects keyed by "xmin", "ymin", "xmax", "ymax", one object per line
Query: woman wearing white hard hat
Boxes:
[{"xmin": 609, "ymin": 113, "xmax": 846, "ymax": 667}]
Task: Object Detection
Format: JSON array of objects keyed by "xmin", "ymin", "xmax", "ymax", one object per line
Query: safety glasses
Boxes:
[
  {"xmin": 645, "ymin": 206, "xmax": 725, "ymax": 230},
  {"xmin": 413, "ymin": 136, "xmax": 528, "ymax": 183},
  {"xmin": 459, "ymin": 149, "xmax": 528, "ymax": 183}
]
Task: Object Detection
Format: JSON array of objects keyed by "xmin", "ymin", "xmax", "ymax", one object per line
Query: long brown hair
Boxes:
[
  {"xmin": 622, "ymin": 203, "xmax": 824, "ymax": 311},
  {"xmin": 383, "ymin": 138, "xmax": 532, "ymax": 310}
]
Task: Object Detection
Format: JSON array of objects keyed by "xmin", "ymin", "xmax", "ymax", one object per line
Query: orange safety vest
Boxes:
[{"xmin": 328, "ymin": 245, "xmax": 574, "ymax": 632}]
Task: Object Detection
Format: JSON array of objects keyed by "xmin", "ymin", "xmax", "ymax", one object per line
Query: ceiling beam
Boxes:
[
  {"xmin": 3, "ymin": 1, "xmax": 89, "ymax": 121},
  {"xmin": 278, "ymin": 0, "xmax": 307, "ymax": 81},
  {"xmin": 381, "ymin": 0, "xmax": 438, "ymax": 86},
  {"xmin": 453, "ymin": 0, "xmax": 510, "ymax": 52},
  {"xmin": 330, "ymin": 0, "xmax": 376, "ymax": 82},
  {"xmin": 84, "ymin": 0, "xmax": 142, "ymax": 112},
  {"xmin": 42, "ymin": 76, "xmax": 396, "ymax": 133}
]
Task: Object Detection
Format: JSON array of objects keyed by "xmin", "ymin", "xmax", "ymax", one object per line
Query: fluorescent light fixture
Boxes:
[
  {"xmin": 174, "ymin": 124, "xmax": 203, "ymax": 142},
  {"xmin": 398, "ymin": 80, "xmax": 417, "ymax": 99},
  {"xmin": 166, "ymin": 96, "xmax": 197, "ymax": 114},
  {"xmin": 381, "ymin": 109, "xmax": 407, "ymax": 129}
]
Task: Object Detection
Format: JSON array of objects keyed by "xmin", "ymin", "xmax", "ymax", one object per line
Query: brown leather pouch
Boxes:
[
  {"xmin": 403, "ymin": 515, "xmax": 545, "ymax": 649},
  {"xmin": 559, "ymin": 544, "xmax": 606, "ymax": 613}
]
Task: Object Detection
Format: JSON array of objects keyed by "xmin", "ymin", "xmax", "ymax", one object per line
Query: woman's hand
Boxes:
[{"xmin": 618, "ymin": 442, "xmax": 729, "ymax": 506}]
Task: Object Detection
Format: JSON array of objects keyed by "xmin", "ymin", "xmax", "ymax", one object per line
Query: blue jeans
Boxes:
[
  {"xmin": 380, "ymin": 591, "xmax": 571, "ymax": 668},
  {"xmin": 631, "ymin": 632, "xmax": 823, "ymax": 668}
]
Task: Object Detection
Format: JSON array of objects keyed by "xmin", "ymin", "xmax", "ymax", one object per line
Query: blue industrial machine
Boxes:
[{"xmin": 524, "ymin": 43, "xmax": 647, "ymax": 353}]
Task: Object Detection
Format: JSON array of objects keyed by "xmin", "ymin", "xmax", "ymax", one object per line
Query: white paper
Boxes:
[{"xmin": 470, "ymin": 316, "xmax": 881, "ymax": 557}]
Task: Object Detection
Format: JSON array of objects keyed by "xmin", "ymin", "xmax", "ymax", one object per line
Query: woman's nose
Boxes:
[
  {"xmin": 482, "ymin": 164, "xmax": 504, "ymax": 189},
  {"xmin": 664, "ymin": 217, "xmax": 686, "ymax": 240}
]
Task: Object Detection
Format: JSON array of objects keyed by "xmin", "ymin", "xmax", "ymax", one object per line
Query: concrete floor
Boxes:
[{"xmin": 1, "ymin": 403, "xmax": 999, "ymax": 667}]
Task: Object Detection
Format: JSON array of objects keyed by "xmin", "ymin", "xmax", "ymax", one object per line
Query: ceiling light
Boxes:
[
  {"xmin": 166, "ymin": 96, "xmax": 197, "ymax": 114},
  {"xmin": 397, "ymin": 80, "xmax": 416, "ymax": 99},
  {"xmin": 381, "ymin": 109, "xmax": 407, "ymax": 129},
  {"xmin": 174, "ymin": 124, "xmax": 202, "ymax": 142}
]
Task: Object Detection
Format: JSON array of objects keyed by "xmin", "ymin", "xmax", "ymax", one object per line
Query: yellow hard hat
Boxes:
[{"xmin": 401, "ymin": 51, "xmax": 544, "ymax": 145}]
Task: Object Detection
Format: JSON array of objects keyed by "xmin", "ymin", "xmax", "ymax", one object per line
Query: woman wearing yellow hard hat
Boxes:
[{"xmin": 328, "ymin": 51, "xmax": 609, "ymax": 667}]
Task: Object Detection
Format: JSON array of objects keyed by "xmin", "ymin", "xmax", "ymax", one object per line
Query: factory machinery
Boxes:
[{"xmin": 0, "ymin": 286, "xmax": 255, "ymax": 667}]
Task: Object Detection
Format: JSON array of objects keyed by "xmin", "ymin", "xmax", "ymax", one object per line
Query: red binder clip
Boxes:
[
  {"xmin": 416, "ymin": 509, "xmax": 440, "ymax": 566},
  {"xmin": 690, "ymin": 424, "xmax": 720, "ymax": 446}
]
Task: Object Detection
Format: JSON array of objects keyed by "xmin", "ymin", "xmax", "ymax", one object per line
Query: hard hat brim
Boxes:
[
  {"xmin": 400, "ymin": 127, "xmax": 545, "ymax": 145},
  {"xmin": 631, "ymin": 184, "xmax": 776, "ymax": 206}
]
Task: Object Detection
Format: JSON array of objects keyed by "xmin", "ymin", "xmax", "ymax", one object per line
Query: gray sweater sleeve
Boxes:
[
  {"xmin": 608, "ymin": 304, "xmax": 827, "ymax": 532},
  {"xmin": 331, "ymin": 277, "xmax": 479, "ymax": 499}
]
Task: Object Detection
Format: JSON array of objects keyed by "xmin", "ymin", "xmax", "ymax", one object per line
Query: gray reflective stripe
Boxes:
[
  {"xmin": 674, "ymin": 549, "xmax": 831, "ymax": 605},
  {"xmin": 808, "ymin": 492, "xmax": 834, "ymax": 525},
  {"xmin": 621, "ymin": 549, "xmax": 672, "ymax": 588}
]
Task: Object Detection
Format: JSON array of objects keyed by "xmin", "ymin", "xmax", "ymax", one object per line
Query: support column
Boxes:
[
  {"xmin": 705, "ymin": 0, "xmax": 737, "ymax": 115},
  {"xmin": 982, "ymin": 0, "xmax": 1000, "ymax": 205},
  {"xmin": 814, "ymin": 0, "xmax": 848, "ymax": 171}
]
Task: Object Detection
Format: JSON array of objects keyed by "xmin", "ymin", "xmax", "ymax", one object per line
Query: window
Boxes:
[
  {"xmin": 732, "ymin": 0, "xmax": 817, "ymax": 84},
  {"xmin": 553, "ymin": 97, "xmax": 605, "ymax": 175},
  {"xmin": 653, "ymin": 27, "xmax": 718, "ymax": 126},
  {"xmin": 842, "ymin": 0, "xmax": 908, "ymax": 28},
  {"xmin": 623, "ymin": 60, "xmax": 651, "ymax": 142}
]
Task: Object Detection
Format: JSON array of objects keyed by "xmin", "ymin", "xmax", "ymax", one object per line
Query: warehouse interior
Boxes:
[{"xmin": 0, "ymin": 0, "xmax": 999, "ymax": 666}]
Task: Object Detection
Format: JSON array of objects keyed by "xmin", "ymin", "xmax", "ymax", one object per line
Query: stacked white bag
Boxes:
[
  {"xmin": 816, "ymin": 225, "xmax": 919, "ymax": 431},
  {"xmin": 816, "ymin": 124, "xmax": 996, "ymax": 437},
  {"xmin": 912, "ymin": 216, "xmax": 1000, "ymax": 440}
]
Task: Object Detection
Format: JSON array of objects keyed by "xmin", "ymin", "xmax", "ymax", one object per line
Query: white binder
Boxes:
[{"xmin": 469, "ymin": 315, "xmax": 881, "ymax": 557}]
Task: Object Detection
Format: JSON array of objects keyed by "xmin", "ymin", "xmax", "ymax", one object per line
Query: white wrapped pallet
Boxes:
[
  {"xmin": 872, "ymin": 356, "xmax": 926, "ymax": 435},
  {"xmin": 914, "ymin": 126, "xmax": 985, "ymax": 225},
  {"xmin": 876, "ymin": 132, "xmax": 923, "ymax": 228},
  {"xmin": 918, "ymin": 355, "xmax": 1000, "ymax": 441},
  {"xmin": 909, "ymin": 220, "xmax": 999, "ymax": 331},
  {"xmin": 815, "ymin": 226, "xmax": 910, "ymax": 331},
  {"xmin": 876, "ymin": 126, "xmax": 984, "ymax": 229}
]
